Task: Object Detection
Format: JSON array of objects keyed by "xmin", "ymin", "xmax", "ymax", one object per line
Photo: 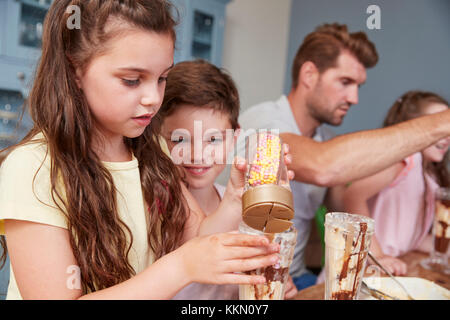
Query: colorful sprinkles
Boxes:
[{"xmin": 248, "ymin": 133, "xmax": 281, "ymax": 186}]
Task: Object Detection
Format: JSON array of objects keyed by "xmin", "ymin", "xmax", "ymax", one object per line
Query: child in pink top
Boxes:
[
  {"xmin": 367, "ymin": 152, "xmax": 438, "ymax": 257},
  {"xmin": 341, "ymin": 91, "xmax": 449, "ymax": 275}
]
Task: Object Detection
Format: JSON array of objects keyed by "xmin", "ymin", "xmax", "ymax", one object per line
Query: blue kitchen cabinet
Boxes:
[
  {"xmin": 171, "ymin": 0, "xmax": 230, "ymax": 66},
  {"xmin": 0, "ymin": 1, "xmax": 52, "ymax": 299},
  {"xmin": 0, "ymin": 88, "xmax": 31, "ymax": 150},
  {"xmin": 0, "ymin": 0, "xmax": 39, "ymax": 298},
  {"xmin": 0, "ymin": 0, "xmax": 47, "ymax": 150},
  {"xmin": 0, "ymin": 240, "xmax": 9, "ymax": 300},
  {"xmin": 1, "ymin": 0, "xmax": 52, "ymax": 90},
  {"xmin": 4, "ymin": 0, "xmax": 51, "ymax": 61}
]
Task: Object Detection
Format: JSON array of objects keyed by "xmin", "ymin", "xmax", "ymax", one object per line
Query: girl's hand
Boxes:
[
  {"xmin": 283, "ymin": 275, "xmax": 298, "ymax": 300},
  {"xmin": 178, "ymin": 232, "xmax": 280, "ymax": 285},
  {"xmin": 371, "ymin": 255, "xmax": 408, "ymax": 276}
]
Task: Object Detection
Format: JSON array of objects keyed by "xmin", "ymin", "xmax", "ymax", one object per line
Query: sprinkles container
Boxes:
[{"xmin": 242, "ymin": 131, "xmax": 294, "ymax": 233}]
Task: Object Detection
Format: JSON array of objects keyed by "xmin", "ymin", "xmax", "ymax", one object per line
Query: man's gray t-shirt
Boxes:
[{"xmin": 237, "ymin": 95, "xmax": 335, "ymax": 278}]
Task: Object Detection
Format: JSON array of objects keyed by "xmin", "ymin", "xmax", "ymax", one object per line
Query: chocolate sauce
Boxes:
[
  {"xmin": 246, "ymin": 266, "xmax": 288, "ymax": 300},
  {"xmin": 351, "ymin": 223, "xmax": 367, "ymax": 295},
  {"xmin": 339, "ymin": 253, "xmax": 350, "ymax": 282},
  {"xmin": 335, "ymin": 222, "xmax": 368, "ymax": 300},
  {"xmin": 435, "ymin": 220, "xmax": 449, "ymax": 253},
  {"xmin": 264, "ymin": 266, "xmax": 288, "ymax": 282},
  {"xmin": 332, "ymin": 290, "xmax": 354, "ymax": 300}
]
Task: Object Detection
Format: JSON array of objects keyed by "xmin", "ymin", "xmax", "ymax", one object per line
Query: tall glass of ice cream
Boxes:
[
  {"xmin": 239, "ymin": 131, "xmax": 297, "ymax": 300},
  {"xmin": 238, "ymin": 221, "xmax": 297, "ymax": 300},
  {"xmin": 324, "ymin": 212, "xmax": 374, "ymax": 300},
  {"xmin": 420, "ymin": 187, "xmax": 450, "ymax": 274}
]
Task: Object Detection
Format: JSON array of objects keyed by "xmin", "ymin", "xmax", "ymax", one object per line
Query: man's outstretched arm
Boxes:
[{"xmin": 281, "ymin": 109, "xmax": 450, "ymax": 187}]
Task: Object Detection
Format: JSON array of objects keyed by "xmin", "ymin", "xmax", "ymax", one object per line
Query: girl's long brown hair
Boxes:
[
  {"xmin": 0, "ymin": 0, "xmax": 188, "ymax": 293},
  {"xmin": 383, "ymin": 90, "xmax": 449, "ymax": 187}
]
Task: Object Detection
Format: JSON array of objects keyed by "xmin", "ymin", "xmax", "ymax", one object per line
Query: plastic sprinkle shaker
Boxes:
[{"xmin": 242, "ymin": 131, "xmax": 294, "ymax": 233}]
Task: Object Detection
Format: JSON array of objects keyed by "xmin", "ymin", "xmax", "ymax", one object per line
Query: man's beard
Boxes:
[
  {"xmin": 306, "ymin": 100, "xmax": 347, "ymax": 127},
  {"xmin": 306, "ymin": 81, "xmax": 348, "ymax": 126}
]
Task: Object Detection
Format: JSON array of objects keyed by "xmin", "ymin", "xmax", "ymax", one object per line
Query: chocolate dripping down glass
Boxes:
[
  {"xmin": 420, "ymin": 187, "xmax": 450, "ymax": 274},
  {"xmin": 324, "ymin": 212, "xmax": 374, "ymax": 300}
]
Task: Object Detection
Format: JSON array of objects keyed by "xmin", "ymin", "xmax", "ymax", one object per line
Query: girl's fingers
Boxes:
[
  {"xmin": 395, "ymin": 262, "xmax": 407, "ymax": 275},
  {"xmin": 402, "ymin": 263, "xmax": 408, "ymax": 275},
  {"xmin": 399, "ymin": 260, "xmax": 407, "ymax": 275},
  {"xmin": 395, "ymin": 266, "xmax": 402, "ymax": 276},
  {"xmin": 386, "ymin": 265, "xmax": 395, "ymax": 275},
  {"xmin": 221, "ymin": 254, "xmax": 279, "ymax": 274},
  {"xmin": 217, "ymin": 273, "xmax": 267, "ymax": 285},
  {"xmin": 391, "ymin": 263, "xmax": 399, "ymax": 275},
  {"xmin": 221, "ymin": 244, "xmax": 280, "ymax": 261},
  {"xmin": 220, "ymin": 233, "xmax": 270, "ymax": 247}
]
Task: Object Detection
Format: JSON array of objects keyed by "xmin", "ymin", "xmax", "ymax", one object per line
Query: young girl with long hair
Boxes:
[
  {"xmin": 0, "ymin": 0, "xmax": 281, "ymax": 299},
  {"xmin": 341, "ymin": 91, "xmax": 449, "ymax": 275}
]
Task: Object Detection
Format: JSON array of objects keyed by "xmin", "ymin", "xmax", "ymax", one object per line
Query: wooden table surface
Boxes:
[{"xmin": 295, "ymin": 250, "xmax": 450, "ymax": 300}]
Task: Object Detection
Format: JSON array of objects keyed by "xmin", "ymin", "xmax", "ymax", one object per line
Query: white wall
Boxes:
[
  {"xmin": 221, "ymin": 0, "xmax": 292, "ymax": 111},
  {"xmin": 216, "ymin": 0, "xmax": 292, "ymax": 185}
]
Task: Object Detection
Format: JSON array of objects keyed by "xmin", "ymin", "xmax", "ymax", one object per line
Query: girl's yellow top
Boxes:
[{"xmin": 0, "ymin": 133, "xmax": 155, "ymax": 299}]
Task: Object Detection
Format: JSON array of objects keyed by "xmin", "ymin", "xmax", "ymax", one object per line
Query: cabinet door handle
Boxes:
[
  {"xmin": 17, "ymin": 72, "xmax": 26, "ymax": 81},
  {"xmin": 17, "ymin": 72, "xmax": 29, "ymax": 99},
  {"xmin": 0, "ymin": 133, "xmax": 17, "ymax": 140},
  {"xmin": 0, "ymin": 110, "xmax": 19, "ymax": 120}
]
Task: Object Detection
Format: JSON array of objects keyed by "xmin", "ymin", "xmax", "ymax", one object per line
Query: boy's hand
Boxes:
[
  {"xmin": 229, "ymin": 143, "xmax": 295, "ymax": 193},
  {"xmin": 283, "ymin": 275, "xmax": 298, "ymax": 299},
  {"xmin": 283, "ymin": 143, "xmax": 295, "ymax": 180}
]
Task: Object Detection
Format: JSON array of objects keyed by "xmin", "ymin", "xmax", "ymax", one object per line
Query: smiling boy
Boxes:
[{"xmin": 156, "ymin": 60, "xmax": 298, "ymax": 300}]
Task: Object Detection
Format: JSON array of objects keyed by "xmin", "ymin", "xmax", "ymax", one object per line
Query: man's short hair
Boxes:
[
  {"xmin": 291, "ymin": 23, "xmax": 379, "ymax": 89},
  {"xmin": 157, "ymin": 59, "xmax": 240, "ymax": 130}
]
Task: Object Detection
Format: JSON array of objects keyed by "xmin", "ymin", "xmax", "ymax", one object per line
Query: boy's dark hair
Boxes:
[{"xmin": 156, "ymin": 59, "xmax": 240, "ymax": 129}]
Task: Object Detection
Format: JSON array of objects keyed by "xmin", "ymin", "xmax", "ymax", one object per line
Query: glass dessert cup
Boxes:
[
  {"xmin": 420, "ymin": 187, "xmax": 450, "ymax": 274},
  {"xmin": 324, "ymin": 212, "xmax": 375, "ymax": 300},
  {"xmin": 238, "ymin": 222, "xmax": 297, "ymax": 300}
]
